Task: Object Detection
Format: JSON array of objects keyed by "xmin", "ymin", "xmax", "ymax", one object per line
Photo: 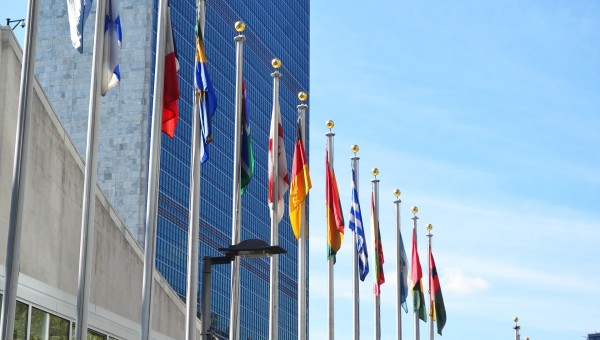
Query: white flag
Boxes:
[
  {"xmin": 101, "ymin": 0, "xmax": 122, "ymax": 95},
  {"xmin": 268, "ymin": 86, "xmax": 289, "ymax": 223},
  {"xmin": 66, "ymin": 0, "xmax": 93, "ymax": 53}
]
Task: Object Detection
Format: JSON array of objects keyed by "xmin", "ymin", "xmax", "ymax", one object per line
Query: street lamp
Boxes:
[{"xmin": 200, "ymin": 239, "xmax": 286, "ymax": 339}]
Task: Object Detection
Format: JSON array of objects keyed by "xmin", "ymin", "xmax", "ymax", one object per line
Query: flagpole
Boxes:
[
  {"xmin": 426, "ymin": 224, "xmax": 434, "ymax": 340},
  {"xmin": 325, "ymin": 120, "xmax": 335, "ymax": 340},
  {"xmin": 513, "ymin": 317, "xmax": 521, "ymax": 340},
  {"xmin": 372, "ymin": 168, "xmax": 381, "ymax": 340},
  {"xmin": 228, "ymin": 21, "xmax": 246, "ymax": 340},
  {"xmin": 394, "ymin": 189, "xmax": 402, "ymax": 340},
  {"xmin": 412, "ymin": 207, "xmax": 420, "ymax": 340},
  {"xmin": 140, "ymin": 0, "xmax": 168, "ymax": 337},
  {"xmin": 351, "ymin": 145, "xmax": 360, "ymax": 340},
  {"xmin": 74, "ymin": 0, "xmax": 108, "ymax": 338},
  {"xmin": 185, "ymin": 1, "xmax": 206, "ymax": 339},
  {"xmin": 268, "ymin": 58, "xmax": 283, "ymax": 340},
  {"xmin": 0, "ymin": 0, "xmax": 39, "ymax": 337},
  {"xmin": 297, "ymin": 92, "xmax": 309, "ymax": 340}
]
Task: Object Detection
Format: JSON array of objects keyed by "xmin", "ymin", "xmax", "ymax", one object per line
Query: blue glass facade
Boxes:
[{"xmin": 152, "ymin": 1, "xmax": 309, "ymax": 338}]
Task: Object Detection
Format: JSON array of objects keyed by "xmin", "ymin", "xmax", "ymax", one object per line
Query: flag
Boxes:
[
  {"xmin": 399, "ymin": 231, "xmax": 409, "ymax": 312},
  {"xmin": 348, "ymin": 169, "xmax": 368, "ymax": 280},
  {"xmin": 429, "ymin": 248, "xmax": 447, "ymax": 335},
  {"xmin": 288, "ymin": 117, "xmax": 311, "ymax": 239},
  {"xmin": 268, "ymin": 93, "xmax": 289, "ymax": 222},
  {"xmin": 195, "ymin": 12, "xmax": 217, "ymax": 162},
  {"xmin": 411, "ymin": 227, "xmax": 427, "ymax": 321},
  {"xmin": 66, "ymin": 0, "xmax": 92, "ymax": 53},
  {"xmin": 161, "ymin": 5, "xmax": 180, "ymax": 138},
  {"xmin": 101, "ymin": 0, "xmax": 122, "ymax": 96},
  {"xmin": 325, "ymin": 150, "xmax": 344, "ymax": 261},
  {"xmin": 371, "ymin": 192, "xmax": 385, "ymax": 295},
  {"xmin": 240, "ymin": 81, "xmax": 254, "ymax": 194}
]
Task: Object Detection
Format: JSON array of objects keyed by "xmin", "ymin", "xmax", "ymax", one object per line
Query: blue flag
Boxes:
[
  {"xmin": 195, "ymin": 15, "xmax": 217, "ymax": 163},
  {"xmin": 348, "ymin": 169, "xmax": 369, "ymax": 281}
]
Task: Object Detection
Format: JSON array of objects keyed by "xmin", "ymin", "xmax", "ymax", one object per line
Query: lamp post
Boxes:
[{"xmin": 201, "ymin": 239, "xmax": 286, "ymax": 340}]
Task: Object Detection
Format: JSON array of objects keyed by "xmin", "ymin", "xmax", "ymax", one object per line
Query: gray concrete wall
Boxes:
[{"xmin": 0, "ymin": 26, "xmax": 199, "ymax": 339}]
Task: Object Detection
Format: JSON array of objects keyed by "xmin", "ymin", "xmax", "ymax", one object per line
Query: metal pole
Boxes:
[
  {"xmin": 200, "ymin": 257, "xmax": 212, "ymax": 340},
  {"xmin": 372, "ymin": 176, "xmax": 381, "ymax": 340},
  {"xmin": 351, "ymin": 155, "xmax": 360, "ymax": 340},
  {"xmin": 297, "ymin": 101, "xmax": 308, "ymax": 340},
  {"xmin": 75, "ymin": 0, "xmax": 107, "ymax": 338},
  {"xmin": 394, "ymin": 193, "xmax": 402, "ymax": 340},
  {"xmin": 185, "ymin": 2, "xmax": 206, "ymax": 339},
  {"xmin": 228, "ymin": 26, "xmax": 245, "ymax": 340},
  {"xmin": 140, "ymin": 0, "xmax": 168, "ymax": 338},
  {"xmin": 268, "ymin": 68, "xmax": 282, "ymax": 340},
  {"xmin": 412, "ymin": 214, "xmax": 419, "ymax": 340},
  {"xmin": 202, "ymin": 256, "xmax": 234, "ymax": 340},
  {"xmin": 326, "ymin": 130, "xmax": 335, "ymax": 340},
  {"xmin": 0, "ymin": 0, "xmax": 39, "ymax": 337},
  {"xmin": 427, "ymin": 227, "xmax": 433, "ymax": 340}
]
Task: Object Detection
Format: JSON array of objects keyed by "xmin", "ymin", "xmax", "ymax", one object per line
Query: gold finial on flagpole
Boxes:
[
  {"xmin": 326, "ymin": 120, "xmax": 334, "ymax": 131},
  {"xmin": 272, "ymin": 58, "xmax": 282, "ymax": 69},
  {"xmin": 371, "ymin": 168, "xmax": 379, "ymax": 178},
  {"xmin": 351, "ymin": 144, "xmax": 359, "ymax": 155},
  {"xmin": 426, "ymin": 223, "xmax": 433, "ymax": 231},
  {"xmin": 298, "ymin": 91, "xmax": 308, "ymax": 102},
  {"xmin": 234, "ymin": 21, "xmax": 246, "ymax": 32},
  {"xmin": 411, "ymin": 206, "xmax": 419, "ymax": 214},
  {"xmin": 394, "ymin": 189, "xmax": 401, "ymax": 197}
]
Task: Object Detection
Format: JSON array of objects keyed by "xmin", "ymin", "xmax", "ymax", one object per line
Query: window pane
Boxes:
[
  {"xmin": 87, "ymin": 329, "xmax": 107, "ymax": 340},
  {"xmin": 30, "ymin": 307, "xmax": 48, "ymax": 340},
  {"xmin": 14, "ymin": 301, "xmax": 28, "ymax": 340},
  {"xmin": 49, "ymin": 314, "xmax": 69, "ymax": 339}
]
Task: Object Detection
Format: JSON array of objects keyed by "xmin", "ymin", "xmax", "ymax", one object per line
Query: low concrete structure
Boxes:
[{"xmin": 0, "ymin": 25, "xmax": 199, "ymax": 339}]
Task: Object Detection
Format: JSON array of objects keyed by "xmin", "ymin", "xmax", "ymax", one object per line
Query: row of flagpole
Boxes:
[
  {"xmin": 325, "ymin": 122, "xmax": 447, "ymax": 340},
  {"xmin": 0, "ymin": 0, "xmax": 451, "ymax": 339}
]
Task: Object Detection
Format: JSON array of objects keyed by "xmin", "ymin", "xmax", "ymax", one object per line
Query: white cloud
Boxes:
[{"xmin": 442, "ymin": 267, "xmax": 490, "ymax": 294}]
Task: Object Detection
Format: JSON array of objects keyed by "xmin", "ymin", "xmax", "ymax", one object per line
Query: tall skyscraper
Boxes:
[{"xmin": 34, "ymin": 0, "xmax": 309, "ymax": 338}]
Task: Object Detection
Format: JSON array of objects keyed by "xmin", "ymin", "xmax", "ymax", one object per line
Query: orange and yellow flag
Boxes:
[
  {"xmin": 289, "ymin": 118, "xmax": 311, "ymax": 239},
  {"xmin": 325, "ymin": 150, "xmax": 344, "ymax": 261}
]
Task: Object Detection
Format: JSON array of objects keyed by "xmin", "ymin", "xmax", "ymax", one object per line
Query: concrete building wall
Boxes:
[{"xmin": 0, "ymin": 26, "xmax": 198, "ymax": 339}]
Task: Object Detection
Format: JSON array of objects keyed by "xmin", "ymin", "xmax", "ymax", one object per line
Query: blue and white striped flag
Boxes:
[
  {"xmin": 66, "ymin": 0, "xmax": 93, "ymax": 53},
  {"xmin": 349, "ymin": 169, "xmax": 369, "ymax": 281},
  {"xmin": 101, "ymin": 0, "xmax": 122, "ymax": 95}
]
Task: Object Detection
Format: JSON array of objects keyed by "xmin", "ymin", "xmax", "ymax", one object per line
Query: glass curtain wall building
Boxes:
[
  {"xmin": 34, "ymin": 0, "xmax": 309, "ymax": 339},
  {"xmin": 161, "ymin": 1, "xmax": 309, "ymax": 338}
]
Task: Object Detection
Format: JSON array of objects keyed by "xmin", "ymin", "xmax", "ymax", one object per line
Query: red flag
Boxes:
[
  {"xmin": 371, "ymin": 192, "xmax": 385, "ymax": 295},
  {"xmin": 161, "ymin": 6, "xmax": 179, "ymax": 138}
]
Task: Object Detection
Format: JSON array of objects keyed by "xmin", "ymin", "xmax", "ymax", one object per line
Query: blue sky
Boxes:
[
  {"xmin": 308, "ymin": 1, "xmax": 600, "ymax": 339},
  {"xmin": 5, "ymin": 1, "xmax": 600, "ymax": 339}
]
